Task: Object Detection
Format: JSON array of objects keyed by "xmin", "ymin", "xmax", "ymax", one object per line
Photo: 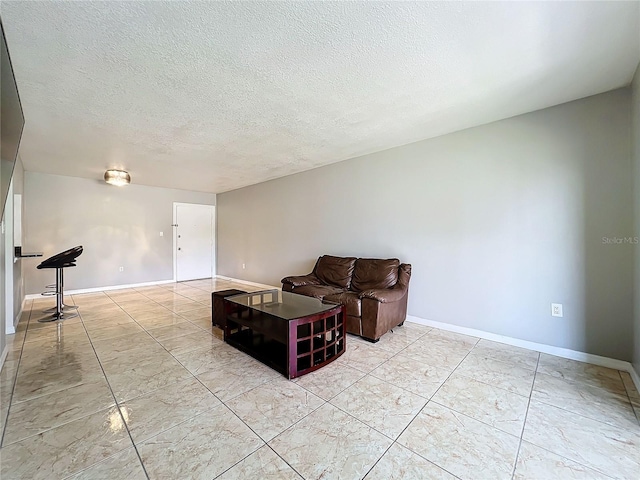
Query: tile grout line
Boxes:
[
  {"xmin": 286, "ymin": 329, "xmax": 467, "ymax": 480},
  {"xmin": 208, "ymin": 383, "xmax": 309, "ymax": 480},
  {"xmin": 509, "ymin": 352, "xmax": 540, "ymax": 480},
  {"xmin": 509, "ymin": 356, "xmax": 618, "ymax": 480},
  {"xmin": 618, "ymin": 369, "xmax": 640, "ymax": 426},
  {"xmin": 264, "ymin": 443, "xmax": 307, "ymax": 480},
  {"xmin": 523, "ymin": 371, "xmax": 640, "ymax": 432},
  {"xmin": 365, "ymin": 332, "xmax": 534, "ymax": 477},
  {"xmin": 0, "ymin": 281, "xmax": 262, "ymax": 474},
  {"xmin": 7, "ymin": 281, "xmax": 636, "ymax": 478},
  {"xmin": 62, "ymin": 286, "xmax": 212, "ymax": 479},
  {"xmin": 94, "ymin": 280, "xmax": 270, "ymax": 475},
  {"xmin": 0, "ymin": 300, "xmax": 35, "ymax": 448},
  {"xmin": 416, "ymin": 334, "xmax": 480, "ymax": 404},
  {"xmin": 359, "ymin": 334, "xmax": 483, "ymax": 479},
  {"xmin": 74, "ymin": 305, "xmax": 152, "ymax": 480},
  {"xmin": 131, "ymin": 281, "xmax": 306, "ymax": 477},
  {"xmin": 321, "ymin": 329, "xmax": 470, "ymax": 477},
  {"xmin": 1, "ymin": 295, "xmax": 484, "ymax": 473}
]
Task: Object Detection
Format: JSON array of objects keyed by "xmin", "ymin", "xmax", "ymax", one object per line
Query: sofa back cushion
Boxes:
[
  {"xmin": 314, "ymin": 255, "xmax": 357, "ymax": 289},
  {"xmin": 351, "ymin": 258, "xmax": 400, "ymax": 291}
]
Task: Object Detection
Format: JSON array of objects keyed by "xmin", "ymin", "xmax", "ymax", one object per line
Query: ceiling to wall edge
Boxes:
[{"xmin": 18, "ymin": 83, "xmax": 636, "ymax": 197}]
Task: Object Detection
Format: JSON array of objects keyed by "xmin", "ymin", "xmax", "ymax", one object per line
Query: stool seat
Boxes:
[{"xmin": 38, "ymin": 262, "xmax": 76, "ymax": 270}]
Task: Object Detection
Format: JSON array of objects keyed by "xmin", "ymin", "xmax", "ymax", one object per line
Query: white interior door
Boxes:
[{"xmin": 174, "ymin": 203, "xmax": 215, "ymax": 282}]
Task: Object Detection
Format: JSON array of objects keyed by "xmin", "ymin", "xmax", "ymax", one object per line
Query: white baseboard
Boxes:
[
  {"xmin": 214, "ymin": 277, "xmax": 640, "ymax": 393},
  {"xmin": 215, "ymin": 275, "xmax": 280, "ymax": 291},
  {"xmin": 25, "ymin": 279, "xmax": 176, "ymax": 299},
  {"xmin": 4, "ymin": 296, "xmax": 24, "ymax": 335},
  {"xmin": 24, "ymin": 276, "xmax": 277, "ymax": 301},
  {"xmin": 14, "ymin": 297, "xmax": 26, "ymax": 328},
  {"xmin": 630, "ymin": 366, "xmax": 640, "ymax": 394},
  {"xmin": 406, "ymin": 314, "xmax": 640, "ymax": 392}
]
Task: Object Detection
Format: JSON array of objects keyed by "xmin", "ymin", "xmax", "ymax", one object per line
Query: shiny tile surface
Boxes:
[
  {"xmin": 1, "ymin": 278, "xmax": 639, "ymax": 480},
  {"xmin": 293, "ymin": 361, "xmax": 365, "ymax": 400},
  {"xmin": 400, "ymin": 330, "xmax": 475, "ymax": 370},
  {"xmin": 455, "ymin": 352, "xmax": 536, "ymax": 396},
  {"xmin": 432, "ymin": 373, "xmax": 529, "ymax": 436},
  {"xmin": 398, "ymin": 402, "xmax": 520, "ymax": 480},
  {"xmin": 155, "ymin": 330, "xmax": 222, "ymax": 355},
  {"xmin": 523, "ymin": 400, "xmax": 640, "ymax": 478},
  {"xmin": 532, "ymin": 371, "xmax": 638, "ymax": 429},
  {"xmin": 513, "ymin": 441, "xmax": 610, "ymax": 480},
  {"xmin": 269, "ymin": 403, "xmax": 392, "ymax": 480},
  {"xmin": 365, "ymin": 443, "xmax": 456, "ymax": 480},
  {"xmin": 336, "ymin": 340, "xmax": 394, "ymax": 373},
  {"xmin": 196, "ymin": 355, "xmax": 282, "ymax": 402},
  {"xmin": 331, "ymin": 375, "xmax": 427, "ymax": 439},
  {"xmin": 66, "ymin": 447, "xmax": 147, "ymax": 480},
  {"xmin": 137, "ymin": 405, "xmax": 263, "ymax": 479},
  {"xmin": 120, "ymin": 377, "xmax": 221, "ymax": 442},
  {"xmin": 217, "ymin": 444, "xmax": 302, "ymax": 480},
  {"xmin": 0, "ymin": 407, "xmax": 133, "ymax": 480},
  {"xmin": 227, "ymin": 379, "xmax": 324, "ymax": 442},
  {"xmin": 105, "ymin": 355, "xmax": 193, "ymax": 402},
  {"xmin": 3, "ymin": 378, "xmax": 115, "ymax": 445},
  {"xmin": 370, "ymin": 354, "xmax": 451, "ymax": 399}
]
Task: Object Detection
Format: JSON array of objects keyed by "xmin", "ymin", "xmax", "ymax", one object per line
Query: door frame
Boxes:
[
  {"xmin": 172, "ymin": 202, "xmax": 216, "ymax": 282},
  {"xmin": 4, "ymin": 179, "xmax": 15, "ymax": 334}
]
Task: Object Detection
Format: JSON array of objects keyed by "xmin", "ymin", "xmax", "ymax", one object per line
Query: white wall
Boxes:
[
  {"xmin": 23, "ymin": 173, "xmax": 216, "ymax": 293},
  {"xmin": 218, "ymin": 88, "xmax": 634, "ymax": 361},
  {"xmin": 0, "ymin": 202, "xmax": 6, "ymax": 357},
  {"xmin": 12, "ymin": 158, "xmax": 24, "ymax": 323},
  {"xmin": 0, "ymin": 156, "xmax": 24, "ymax": 361},
  {"xmin": 632, "ymin": 64, "xmax": 640, "ymax": 377}
]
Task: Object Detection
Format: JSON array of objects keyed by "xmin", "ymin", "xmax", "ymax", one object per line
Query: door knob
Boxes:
[{"xmin": 178, "ymin": 247, "xmax": 182, "ymax": 251}]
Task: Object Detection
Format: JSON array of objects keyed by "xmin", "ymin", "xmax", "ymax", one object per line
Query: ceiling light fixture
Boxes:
[{"xmin": 104, "ymin": 169, "xmax": 131, "ymax": 186}]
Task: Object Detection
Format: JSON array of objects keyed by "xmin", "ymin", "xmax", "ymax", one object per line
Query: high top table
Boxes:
[{"xmin": 224, "ymin": 289, "xmax": 346, "ymax": 379}]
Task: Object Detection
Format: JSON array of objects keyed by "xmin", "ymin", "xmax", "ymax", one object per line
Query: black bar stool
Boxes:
[{"xmin": 37, "ymin": 246, "xmax": 83, "ymax": 322}]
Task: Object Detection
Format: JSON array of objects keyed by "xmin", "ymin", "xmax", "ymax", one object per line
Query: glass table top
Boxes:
[{"xmin": 225, "ymin": 289, "xmax": 340, "ymax": 320}]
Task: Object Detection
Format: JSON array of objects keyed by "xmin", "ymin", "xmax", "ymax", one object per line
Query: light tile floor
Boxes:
[{"xmin": 0, "ymin": 278, "xmax": 639, "ymax": 479}]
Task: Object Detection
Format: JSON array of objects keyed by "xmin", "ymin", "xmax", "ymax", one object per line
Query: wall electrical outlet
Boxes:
[
  {"xmin": 242, "ymin": 263, "xmax": 246, "ymax": 269},
  {"xmin": 551, "ymin": 303, "xmax": 563, "ymax": 317},
  {"xmin": 119, "ymin": 266, "xmax": 124, "ymax": 272},
  {"xmin": 159, "ymin": 231, "xmax": 163, "ymax": 237}
]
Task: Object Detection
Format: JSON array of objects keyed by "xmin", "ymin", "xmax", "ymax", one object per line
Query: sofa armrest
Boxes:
[
  {"xmin": 359, "ymin": 288, "xmax": 407, "ymax": 303},
  {"xmin": 281, "ymin": 274, "xmax": 322, "ymax": 287}
]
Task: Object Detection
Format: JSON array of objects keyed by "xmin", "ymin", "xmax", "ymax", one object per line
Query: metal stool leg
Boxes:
[
  {"xmin": 56, "ymin": 268, "xmax": 63, "ymax": 315},
  {"xmin": 43, "ymin": 267, "xmax": 78, "ymax": 313},
  {"xmin": 39, "ymin": 267, "xmax": 78, "ymax": 322}
]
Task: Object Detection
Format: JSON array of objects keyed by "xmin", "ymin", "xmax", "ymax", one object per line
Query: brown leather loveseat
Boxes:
[{"xmin": 281, "ymin": 255, "xmax": 411, "ymax": 342}]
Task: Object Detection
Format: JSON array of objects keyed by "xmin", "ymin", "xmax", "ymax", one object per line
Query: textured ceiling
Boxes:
[{"xmin": 2, "ymin": 1, "xmax": 639, "ymax": 193}]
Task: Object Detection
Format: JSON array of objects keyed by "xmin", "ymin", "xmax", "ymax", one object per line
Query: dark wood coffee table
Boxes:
[{"xmin": 223, "ymin": 290, "xmax": 346, "ymax": 379}]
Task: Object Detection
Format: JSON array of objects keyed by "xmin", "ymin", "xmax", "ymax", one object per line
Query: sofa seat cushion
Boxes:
[
  {"xmin": 324, "ymin": 291, "xmax": 361, "ymax": 317},
  {"xmin": 314, "ymin": 255, "xmax": 357, "ymax": 289},
  {"xmin": 351, "ymin": 258, "xmax": 400, "ymax": 291},
  {"xmin": 293, "ymin": 285, "xmax": 345, "ymax": 300}
]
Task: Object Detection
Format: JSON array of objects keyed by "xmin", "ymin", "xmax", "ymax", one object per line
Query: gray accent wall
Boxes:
[
  {"xmin": 218, "ymin": 88, "xmax": 634, "ymax": 361},
  {"xmin": 23, "ymin": 173, "xmax": 216, "ymax": 294},
  {"xmin": 633, "ymin": 64, "xmax": 640, "ymax": 377}
]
